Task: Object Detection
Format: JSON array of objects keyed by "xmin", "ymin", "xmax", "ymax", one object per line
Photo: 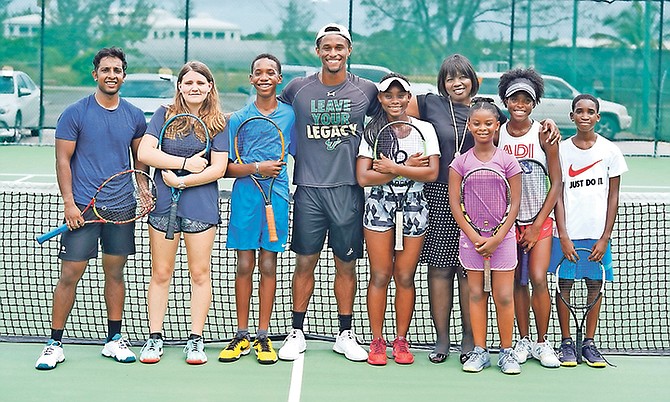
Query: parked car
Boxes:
[
  {"xmin": 122, "ymin": 72, "xmax": 178, "ymax": 123},
  {"xmin": 477, "ymin": 72, "xmax": 632, "ymax": 139},
  {"xmin": 241, "ymin": 64, "xmax": 320, "ymax": 104},
  {"xmin": 0, "ymin": 67, "xmax": 41, "ymax": 142}
]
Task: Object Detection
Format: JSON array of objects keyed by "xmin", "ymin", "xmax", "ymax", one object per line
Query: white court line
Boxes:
[{"xmin": 287, "ymin": 353, "xmax": 304, "ymax": 402}]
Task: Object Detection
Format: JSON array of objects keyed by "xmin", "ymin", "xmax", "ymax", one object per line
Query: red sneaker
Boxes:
[
  {"xmin": 367, "ymin": 338, "xmax": 387, "ymax": 366},
  {"xmin": 392, "ymin": 336, "xmax": 414, "ymax": 364}
]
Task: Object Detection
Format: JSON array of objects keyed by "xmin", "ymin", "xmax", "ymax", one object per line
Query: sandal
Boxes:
[{"xmin": 428, "ymin": 350, "xmax": 448, "ymax": 363}]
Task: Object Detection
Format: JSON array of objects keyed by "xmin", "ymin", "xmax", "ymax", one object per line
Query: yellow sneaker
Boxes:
[
  {"xmin": 218, "ymin": 336, "xmax": 251, "ymax": 362},
  {"xmin": 253, "ymin": 337, "xmax": 278, "ymax": 365}
]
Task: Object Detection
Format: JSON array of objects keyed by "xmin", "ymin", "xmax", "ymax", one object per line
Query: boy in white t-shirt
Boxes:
[{"xmin": 551, "ymin": 94, "xmax": 628, "ymax": 368}]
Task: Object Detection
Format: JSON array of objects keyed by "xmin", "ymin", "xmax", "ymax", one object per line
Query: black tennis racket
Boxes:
[
  {"xmin": 554, "ymin": 248, "xmax": 606, "ymax": 364},
  {"xmin": 158, "ymin": 113, "xmax": 210, "ymax": 240},
  {"xmin": 460, "ymin": 167, "xmax": 512, "ymax": 292},
  {"xmin": 234, "ymin": 116, "xmax": 285, "ymax": 242},
  {"xmin": 372, "ymin": 120, "xmax": 426, "ymax": 251},
  {"xmin": 517, "ymin": 159, "xmax": 551, "ymax": 285},
  {"xmin": 36, "ymin": 170, "xmax": 156, "ymax": 244}
]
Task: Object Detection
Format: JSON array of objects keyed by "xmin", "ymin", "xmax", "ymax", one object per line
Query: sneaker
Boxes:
[
  {"xmin": 218, "ymin": 336, "xmax": 251, "ymax": 362},
  {"xmin": 392, "ymin": 336, "xmax": 414, "ymax": 364},
  {"xmin": 183, "ymin": 337, "xmax": 207, "ymax": 365},
  {"xmin": 513, "ymin": 336, "xmax": 532, "ymax": 364},
  {"xmin": 35, "ymin": 339, "xmax": 65, "ymax": 370},
  {"xmin": 462, "ymin": 346, "xmax": 491, "ymax": 372},
  {"xmin": 101, "ymin": 334, "xmax": 136, "ymax": 363},
  {"xmin": 582, "ymin": 340, "xmax": 607, "ymax": 368},
  {"xmin": 531, "ymin": 339, "xmax": 561, "ymax": 368},
  {"xmin": 139, "ymin": 338, "xmax": 164, "ymax": 364},
  {"xmin": 558, "ymin": 338, "xmax": 577, "ymax": 367},
  {"xmin": 498, "ymin": 348, "xmax": 521, "ymax": 375},
  {"xmin": 333, "ymin": 329, "xmax": 367, "ymax": 362},
  {"xmin": 253, "ymin": 337, "xmax": 278, "ymax": 365},
  {"xmin": 278, "ymin": 328, "xmax": 306, "ymax": 361},
  {"xmin": 367, "ymin": 338, "xmax": 387, "ymax": 366}
]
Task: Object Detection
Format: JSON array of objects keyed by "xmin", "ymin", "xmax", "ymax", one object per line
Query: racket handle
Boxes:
[
  {"xmin": 265, "ymin": 204, "xmax": 278, "ymax": 243},
  {"xmin": 394, "ymin": 210, "xmax": 404, "ymax": 251},
  {"xmin": 519, "ymin": 250, "xmax": 530, "ymax": 286},
  {"xmin": 483, "ymin": 257, "xmax": 492, "ymax": 292},
  {"xmin": 165, "ymin": 202, "xmax": 178, "ymax": 240},
  {"xmin": 36, "ymin": 224, "xmax": 69, "ymax": 244}
]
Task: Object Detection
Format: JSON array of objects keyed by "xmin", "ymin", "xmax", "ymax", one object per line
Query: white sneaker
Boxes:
[
  {"xmin": 333, "ymin": 330, "xmax": 367, "ymax": 362},
  {"xmin": 513, "ymin": 336, "xmax": 532, "ymax": 364},
  {"xmin": 101, "ymin": 334, "xmax": 136, "ymax": 363},
  {"xmin": 35, "ymin": 339, "xmax": 65, "ymax": 370},
  {"xmin": 139, "ymin": 338, "xmax": 164, "ymax": 364},
  {"xmin": 532, "ymin": 340, "xmax": 561, "ymax": 368},
  {"xmin": 278, "ymin": 328, "xmax": 306, "ymax": 361},
  {"xmin": 184, "ymin": 337, "xmax": 207, "ymax": 365}
]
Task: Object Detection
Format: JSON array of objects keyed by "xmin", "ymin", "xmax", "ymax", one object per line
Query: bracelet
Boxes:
[
  {"xmin": 254, "ymin": 161, "xmax": 260, "ymax": 175},
  {"xmin": 177, "ymin": 180, "xmax": 186, "ymax": 190},
  {"xmin": 181, "ymin": 157, "xmax": 187, "ymax": 170}
]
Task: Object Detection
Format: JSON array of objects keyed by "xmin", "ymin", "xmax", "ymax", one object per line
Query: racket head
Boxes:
[
  {"xmin": 517, "ymin": 159, "xmax": 550, "ymax": 225},
  {"xmin": 91, "ymin": 169, "xmax": 156, "ymax": 223},
  {"xmin": 460, "ymin": 167, "xmax": 511, "ymax": 234},
  {"xmin": 158, "ymin": 113, "xmax": 211, "ymax": 176},
  {"xmin": 373, "ymin": 120, "xmax": 426, "ymax": 164},
  {"xmin": 554, "ymin": 247, "xmax": 606, "ymax": 310},
  {"xmin": 234, "ymin": 116, "xmax": 285, "ymax": 180}
]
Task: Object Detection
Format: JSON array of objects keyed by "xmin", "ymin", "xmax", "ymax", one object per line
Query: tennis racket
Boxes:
[
  {"xmin": 517, "ymin": 159, "xmax": 551, "ymax": 285},
  {"xmin": 233, "ymin": 116, "xmax": 285, "ymax": 242},
  {"xmin": 372, "ymin": 120, "xmax": 426, "ymax": 251},
  {"xmin": 158, "ymin": 113, "xmax": 210, "ymax": 240},
  {"xmin": 554, "ymin": 248, "xmax": 606, "ymax": 364},
  {"xmin": 36, "ymin": 170, "xmax": 156, "ymax": 244},
  {"xmin": 460, "ymin": 167, "xmax": 512, "ymax": 292}
]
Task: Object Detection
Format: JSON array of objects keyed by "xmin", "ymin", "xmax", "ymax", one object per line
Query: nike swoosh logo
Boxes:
[{"xmin": 568, "ymin": 159, "xmax": 603, "ymax": 177}]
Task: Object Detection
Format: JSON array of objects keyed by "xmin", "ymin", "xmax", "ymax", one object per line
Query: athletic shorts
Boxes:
[
  {"xmin": 59, "ymin": 204, "xmax": 135, "ymax": 261},
  {"xmin": 548, "ymin": 238, "xmax": 614, "ymax": 281},
  {"xmin": 363, "ymin": 187, "xmax": 429, "ymax": 236},
  {"xmin": 516, "ymin": 217, "xmax": 554, "ymax": 243},
  {"xmin": 148, "ymin": 214, "xmax": 215, "ymax": 235},
  {"xmin": 290, "ymin": 185, "xmax": 364, "ymax": 262},
  {"xmin": 459, "ymin": 228, "xmax": 517, "ymax": 271},
  {"xmin": 227, "ymin": 185, "xmax": 290, "ymax": 253}
]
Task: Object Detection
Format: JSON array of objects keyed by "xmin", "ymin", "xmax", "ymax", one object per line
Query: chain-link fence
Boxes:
[{"xmin": 1, "ymin": 0, "xmax": 668, "ymax": 146}]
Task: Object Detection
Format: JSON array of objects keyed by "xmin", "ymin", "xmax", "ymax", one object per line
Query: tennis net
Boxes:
[{"xmin": 0, "ymin": 184, "xmax": 668, "ymax": 355}]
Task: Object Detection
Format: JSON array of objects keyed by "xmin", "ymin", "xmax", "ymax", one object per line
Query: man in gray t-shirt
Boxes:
[{"xmin": 277, "ymin": 23, "xmax": 378, "ymax": 363}]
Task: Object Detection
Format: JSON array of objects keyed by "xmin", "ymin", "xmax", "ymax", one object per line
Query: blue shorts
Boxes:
[
  {"xmin": 226, "ymin": 180, "xmax": 289, "ymax": 253},
  {"xmin": 548, "ymin": 237, "xmax": 614, "ymax": 281},
  {"xmin": 290, "ymin": 185, "xmax": 364, "ymax": 262},
  {"xmin": 59, "ymin": 204, "xmax": 135, "ymax": 261}
]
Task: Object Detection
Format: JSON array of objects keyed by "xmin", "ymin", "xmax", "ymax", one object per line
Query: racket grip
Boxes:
[
  {"xmin": 265, "ymin": 205, "xmax": 278, "ymax": 243},
  {"xmin": 165, "ymin": 202, "xmax": 178, "ymax": 240},
  {"xmin": 36, "ymin": 224, "xmax": 69, "ymax": 244},
  {"xmin": 394, "ymin": 210, "xmax": 404, "ymax": 251},
  {"xmin": 520, "ymin": 250, "xmax": 530, "ymax": 286},
  {"xmin": 483, "ymin": 257, "xmax": 492, "ymax": 292}
]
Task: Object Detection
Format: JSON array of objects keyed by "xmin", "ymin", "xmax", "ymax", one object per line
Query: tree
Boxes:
[{"xmin": 277, "ymin": 0, "xmax": 316, "ymax": 65}]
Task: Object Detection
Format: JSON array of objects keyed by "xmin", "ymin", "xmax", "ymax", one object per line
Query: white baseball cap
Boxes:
[
  {"xmin": 315, "ymin": 23, "xmax": 352, "ymax": 45},
  {"xmin": 377, "ymin": 76, "xmax": 411, "ymax": 92}
]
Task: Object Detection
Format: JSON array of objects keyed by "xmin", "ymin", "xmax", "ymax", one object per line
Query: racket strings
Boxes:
[
  {"xmin": 519, "ymin": 160, "xmax": 550, "ymax": 223},
  {"xmin": 558, "ymin": 277, "xmax": 603, "ymax": 310},
  {"xmin": 94, "ymin": 172, "xmax": 156, "ymax": 223},
  {"xmin": 165, "ymin": 117, "xmax": 208, "ymax": 143},
  {"xmin": 462, "ymin": 172, "xmax": 509, "ymax": 232},
  {"xmin": 236, "ymin": 120, "xmax": 284, "ymax": 166}
]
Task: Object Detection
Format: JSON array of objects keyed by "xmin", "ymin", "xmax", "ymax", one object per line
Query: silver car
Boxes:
[
  {"xmin": 0, "ymin": 68, "xmax": 41, "ymax": 142},
  {"xmin": 477, "ymin": 72, "xmax": 632, "ymax": 139},
  {"xmin": 122, "ymin": 72, "xmax": 178, "ymax": 123}
]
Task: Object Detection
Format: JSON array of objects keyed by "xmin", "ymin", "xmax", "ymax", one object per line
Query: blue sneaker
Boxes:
[
  {"xmin": 582, "ymin": 340, "xmax": 606, "ymax": 368},
  {"xmin": 462, "ymin": 346, "xmax": 491, "ymax": 372},
  {"xmin": 559, "ymin": 338, "xmax": 577, "ymax": 367},
  {"xmin": 497, "ymin": 348, "xmax": 521, "ymax": 374},
  {"xmin": 139, "ymin": 338, "xmax": 164, "ymax": 364},
  {"xmin": 184, "ymin": 337, "xmax": 207, "ymax": 365}
]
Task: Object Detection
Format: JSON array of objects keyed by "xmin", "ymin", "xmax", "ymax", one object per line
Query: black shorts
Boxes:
[
  {"xmin": 58, "ymin": 204, "xmax": 135, "ymax": 261},
  {"xmin": 290, "ymin": 185, "xmax": 364, "ymax": 262}
]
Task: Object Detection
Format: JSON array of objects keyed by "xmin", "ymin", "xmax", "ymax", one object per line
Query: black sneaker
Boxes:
[
  {"xmin": 582, "ymin": 340, "xmax": 606, "ymax": 368},
  {"xmin": 558, "ymin": 338, "xmax": 577, "ymax": 367}
]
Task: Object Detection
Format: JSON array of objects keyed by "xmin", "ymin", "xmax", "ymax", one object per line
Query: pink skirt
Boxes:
[{"xmin": 458, "ymin": 227, "xmax": 517, "ymax": 271}]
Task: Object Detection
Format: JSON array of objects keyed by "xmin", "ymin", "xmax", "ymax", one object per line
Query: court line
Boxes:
[{"xmin": 287, "ymin": 354, "xmax": 304, "ymax": 402}]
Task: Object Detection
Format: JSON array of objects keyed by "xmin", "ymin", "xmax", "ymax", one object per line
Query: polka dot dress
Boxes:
[{"xmin": 420, "ymin": 182, "xmax": 461, "ymax": 268}]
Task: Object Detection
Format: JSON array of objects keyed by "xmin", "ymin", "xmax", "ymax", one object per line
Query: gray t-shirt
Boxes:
[{"xmin": 280, "ymin": 72, "xmax": 379, "ymax": 187}]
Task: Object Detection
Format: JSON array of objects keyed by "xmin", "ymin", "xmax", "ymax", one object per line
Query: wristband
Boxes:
[
  {"xmin": 254, "ymin": 161, "xmax": 260, "ymax": 175},
  {"xmin": 181, "ymin": 157, "xmax": 187, "ymax": 170}
]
